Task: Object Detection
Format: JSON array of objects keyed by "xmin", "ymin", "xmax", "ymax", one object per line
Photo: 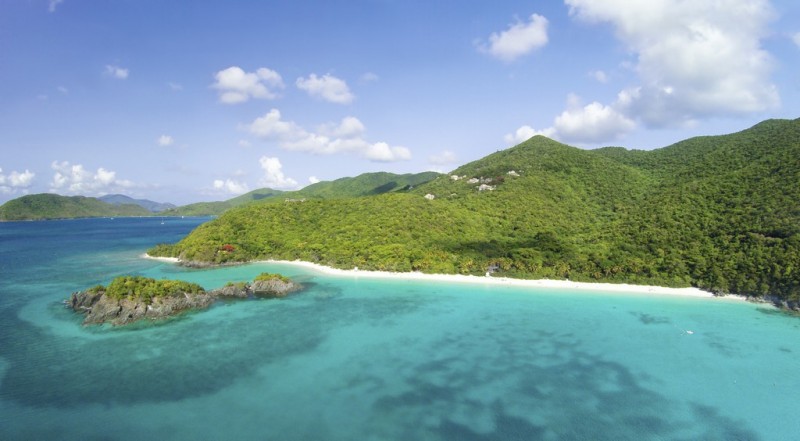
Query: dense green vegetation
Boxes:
[
  {"xmin": 96, "ymin": 276, "xmax": 205, "ymax": 304},
  {"xmin": 98, "ymin": 194, "xmax": 176, "ymax": 212},
  {"xmin": 143, "ymin": 119, "xmax": 800, "ymax": 301},
  {"xmin": 254, "ymin": 272, "xmax": 291, "ymax": 283},
  {"xmin": 1, "ymin": 172, "xmax": 441, "ymax": 220},
  {"xmin": 0, "ymin": 194, "xmax": 152, "ymax": 221},
  {"xmin": 160, "ymin": 171, "xmax": 440, "ymax": 216}
]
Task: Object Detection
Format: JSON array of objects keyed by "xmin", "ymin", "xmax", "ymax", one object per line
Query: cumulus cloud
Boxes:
[
  {"xmin": 428, "ymin": 150, "xmax": 458, "ymax": 165},
  {"xmin": 504, "ymin": 125, "xmax": 557, "ymax": 145},
  {"xmin": 48, "ymin": 0, "xmax": 63, "ymax": 13},
  {"xmin": 212, "ymin": 179, "xmax": 249, "ymax": 195},
  {"xmin": 0, "ymin": 167, "xmax": 36, "ymax": 194},
  {"xmin": 308, "ymin": 176, "xmax": 321, "ymax": 184},
  {"xmin": 552, "ymin": 100, "xmax": 635, "ymax": 143},
  {"xmin": 157, "ymin": 135, "xmax": 174, "ymax": 147},
  {"xmin": 296, "ymin": 74, "xmax": 354, "ymax": 104},
  {"xmin": 478, "ymin": 13, "xmax": 549, "ymax": 61},
  {"xmin": 247, "ymin": 109, "xmax": 412, "ymax": 162},
  {"xmin": 49, "ymin": 161, "xmax": 133, "ymax": 195},
  {"xmin": 566, "ymin": 0, "xmax": 779, "ymax": 127},
  {"xmin": 506, "ymin": 94, "xmax": 635, "ymax": 145},
  {"xmin": 104, "ymin": 65, "xmax": 129, "ymax": 79},
  {"xmin": 212, "ymin": 66, "xmax": 284, "ymax": 104},
  {"xmin": 259, "ymin": 156, "xmax": 298, "ymax": 189}
]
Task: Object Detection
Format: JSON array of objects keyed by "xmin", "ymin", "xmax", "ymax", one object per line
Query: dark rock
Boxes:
[
  {"xmin": 68, "ymin": 274, "xmax": 301, "ymax": 327},
  {"xmin": 250, "ymin": 278, "xmax": 299, "ymax": 298},
  {"xmin": 211, "ymin": 284, "xmax": 250, "ymax": 298},
  {"xmin": 69, "ymin": 290, "xmax": 215, "ymax": 326}
]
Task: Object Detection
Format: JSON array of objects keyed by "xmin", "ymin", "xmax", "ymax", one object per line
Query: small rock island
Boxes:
[{"xmin": 67, "ymin": 273, "xmax": 301, "ymax": 326}]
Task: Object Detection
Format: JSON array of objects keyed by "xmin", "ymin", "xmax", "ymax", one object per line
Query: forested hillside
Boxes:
[
  {"xmin": 150, "ymin": 119, "xmax": 800, "ymax": 300},
  {"xmin": 160, "ymin": 171, "xmax": 440, "ymax": 216},
  {"xmin": 0, "ymin": 194, "xmax": 151, "ymax": 221}
]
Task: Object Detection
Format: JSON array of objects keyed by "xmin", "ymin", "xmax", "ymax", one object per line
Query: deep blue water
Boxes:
[{"xmin": 1, "ymin": 217, "xmax": 798, "ymax": 440}]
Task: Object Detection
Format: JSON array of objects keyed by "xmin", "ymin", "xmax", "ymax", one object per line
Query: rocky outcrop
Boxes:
[
  {"xmin": 68, "ymin": 291, "xmax": 215, "ymax": 326},
  {"xmin": 249, "ymin": 278, "xmax": 299, "ymax": 298},
  {"xmin": 68, "ymin": 275, "xmax": 301, "ymax": 326},
  {"xmin": 210, "ymin": 278, "xmax": 300, "ymax": 299}
]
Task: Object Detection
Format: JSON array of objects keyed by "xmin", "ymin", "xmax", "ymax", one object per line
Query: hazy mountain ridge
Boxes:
[{"xmin": 99, "ymin": 194, "xmax": 177, "ymax": 213}]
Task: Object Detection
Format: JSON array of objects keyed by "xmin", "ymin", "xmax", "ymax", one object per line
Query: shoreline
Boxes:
[{"xmin": 141, "ymin": 254, "xmax": 748, "ymax": 302}]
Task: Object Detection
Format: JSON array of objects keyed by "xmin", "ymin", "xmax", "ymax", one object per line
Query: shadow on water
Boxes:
[
  {"xmin": 0, "ymin": 290, "xmax": 425, "ymax": 409},
  {"xmin": 629, "ymin": 311, "xmax": 672, "ymax": 325},
  {"xmin": 352, "ymin": 325, "xmax": 760, "ymax": 441}
]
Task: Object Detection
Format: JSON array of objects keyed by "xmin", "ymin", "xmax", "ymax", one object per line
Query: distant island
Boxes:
[
  {"xmin": 0, "ymin": 171, "xmax": 441, "ymax": 220},
  {"xmin": 67, "ymin": 273, "xmax": 301, "ymax": 326},
  {"xmin": 147, "ymin": 119, "xmax": 800, "ymax": 306}
]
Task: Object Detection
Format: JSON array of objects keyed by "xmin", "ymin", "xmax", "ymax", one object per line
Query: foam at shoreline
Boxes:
[{"xmin": 142, "ymin": 254, "xmax": 747, "ymax": 301}]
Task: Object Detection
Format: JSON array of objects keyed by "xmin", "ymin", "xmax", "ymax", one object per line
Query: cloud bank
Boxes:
[
  {"xmin": 50, "ymin": 161, "xmax": 134, "ymax": 195},
  {"xmin": 0, "ymin": 167, "xmax": 35, "ymax": 194},
  {"xmin": 248, "ymin": 109, "xmax": 411, "ymax": 162}
]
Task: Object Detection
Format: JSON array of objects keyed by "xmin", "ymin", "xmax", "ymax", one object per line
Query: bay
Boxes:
[{"xmin": 0, "ymin": 218, "xmax": 797, "ymax": 440}]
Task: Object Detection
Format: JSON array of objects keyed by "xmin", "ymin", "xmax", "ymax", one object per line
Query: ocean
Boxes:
[{"xmin": 0, "ymin": 217, "xmax": 797, "ymax": 440}]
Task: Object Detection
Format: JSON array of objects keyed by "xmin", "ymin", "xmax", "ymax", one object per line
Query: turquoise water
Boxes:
[{"xmin": 1, "ymin": 218, "xmax": 798, "ymax": 440}]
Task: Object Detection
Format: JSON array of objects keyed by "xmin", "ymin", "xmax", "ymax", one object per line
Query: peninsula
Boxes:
[{"xmin": 148, "ymin": 119, "xmax": 800, "ymax": 305}]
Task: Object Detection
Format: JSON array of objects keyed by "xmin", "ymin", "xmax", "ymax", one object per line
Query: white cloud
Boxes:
[
  {"xmin": 589, "ymin": 70, "xmax": 609, "ymax": 83},
  {"xmin": 504, "ymin": 125, "xmax": 556, "ymax": 145},
  {"xmin": 319, "ymin": 116, "xmax": 365, "ymax": 138},
  {"xmin": 258, "ymin": 156, "xmax": 298, "ymax": 189},
  {"xmin": 212, "ymin": 179, "xmax": 249, "ymax": 195},
  {"xmin": 247, "ymin": 109, "xmax": 411, "ymax": 162},
  {"xmin": 0, "ymin": 167, "xmax": 36, "ymax": 194},
  {"xmin": 57, "ymin": 86, "xmax": 69, "ymax": 94},
  {"xmin": 478, "ymin": 13, "xmax": 549, "ymax": 61},
  {"xmin": 168, "ymin": 82, "xmax": 183, "ymax": 91},
  {"xmin": 364, "ymin": 142, "xmax": 412, "ymax": 162},
  {"xmin": 48, "ymin": 0, "xmax": 63, "ymax": 13},
  {"xmin": 361, "ymin": 72, "xmax": 379, "ymax": 82},
  {"xmin": 157, "ymin": 135, "xmax": 174, "ymax": 147},
  {"xmin": 212, "ymin": 66, "xmax": 284, "ymax": 104},
  {"xmin": 793, "ymin": 32, "xmax": 800, "ymax": 47},
  {"xmin": 566, "ymin": 0, "xmax": 779, "ymax": 127},
  {"xmin": 238, "ymin": 139, "xmax": 252, "ymax": 148},
  {"xmin": 296, "ymin": 74, "xmax": 354, "ymax": 104},
  {"xmin": 428, "ymin": 150, "xmax": 458, "ymax": 165},
  {"xmin": 49, "ymin": 161, "xmax": 133, "ymax": 195},
  {"xmin": 308, "ymin": 176, "xmax": 321, "ymax": 184},
  {"xmin": 553, "ymin": 100, "xmax": 635, "ymax": 143},
  {"xmin": 506, "ymin": 93, "xmax": 634, "ymax": 145},
  {"xmin": 104, "ymin": 65, "xmax": 129, "ymax": 79}
]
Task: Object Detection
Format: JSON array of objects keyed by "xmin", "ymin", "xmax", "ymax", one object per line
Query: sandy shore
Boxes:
[{"xmin": 142, "ymin": 254, "xmax": 747, "ymax": 301}]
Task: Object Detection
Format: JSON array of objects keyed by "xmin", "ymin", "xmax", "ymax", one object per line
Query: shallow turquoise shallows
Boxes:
[{"xmin": 1, "ymin": 218, "xmax": 797, "ymax": 440}]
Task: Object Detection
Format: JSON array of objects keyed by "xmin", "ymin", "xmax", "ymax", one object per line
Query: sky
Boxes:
[{"xmin": 1, "ymin": 0, "xmax": 799, "ymax": 205}]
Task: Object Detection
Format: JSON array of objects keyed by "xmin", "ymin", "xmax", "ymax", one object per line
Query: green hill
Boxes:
[
  {"xmin": 0, "ymin": 194, "xmax": 152, "ymax": 221},
  {"xmin": 149, "ymin": 118, "xmax": 800, "ymax": 300},
  {"xmin": 162, "ymin": 171, "xmax": 440, "ymax": 216},
  {"xmin": 297, "ymin": 171, "xmax": 441, "ymax": 199},
  {"xmin": 98, "ymin": 194, "xmax": 176, "ymax": 212},
  {"xmin": 161, "ymin": 188, "xmax": 286, "ymax": 216}
]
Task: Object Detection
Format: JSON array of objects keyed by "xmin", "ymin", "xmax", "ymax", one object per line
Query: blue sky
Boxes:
[{"xmin": 1, "ymin": 0, "xmax": 798, "ymax": 204}]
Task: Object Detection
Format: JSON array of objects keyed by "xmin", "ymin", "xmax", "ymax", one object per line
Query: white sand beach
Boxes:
[{"xmin": 142, "ymin": 254, "xmax": 747, "ymax": 301}]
